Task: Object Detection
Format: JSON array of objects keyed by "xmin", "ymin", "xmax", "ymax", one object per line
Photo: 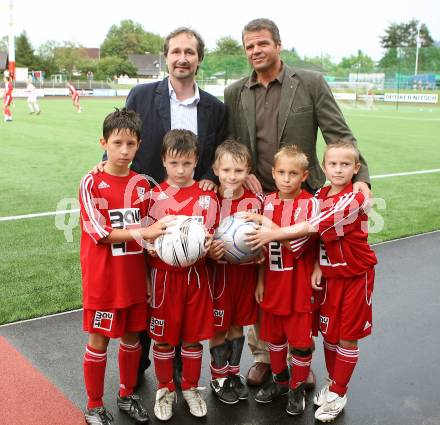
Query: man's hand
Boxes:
[
  {"xmin": 90, "ymin": 161, "xmax": 107, "ymax": 174},
  {"xmin": 198, "ymin": 179, "xmax": 217, "ymax": 192},
  {"xmin": 244, "ymin": 174, "xmax": 263, "ymax": 195},
  {"xmin": 208, "ymin": 239, "xmax": 225, "ymax": 261},
  {"xmin": 353, "ymin": 181, "xmax": 372, "ymax": 199}
]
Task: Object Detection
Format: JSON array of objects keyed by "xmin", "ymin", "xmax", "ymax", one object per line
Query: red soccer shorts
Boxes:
[
  {"xmin": 83, "ymin": 302, "xmax": 148, "ymax": 338},
  {"xmin": 3, "ymin": 95, "xmax": 12, "ymax": 107},
  {"xmin": 72, "ymin": 94, "xmax": 79, "ymax": 102},
  {"xmin": 260, "ymin": 310, "xmax": 313, "ymax": 348},
  {"xmin": 318, "ymin": 268, "xmax": 375, "ymax": 342},
  {"xmin": 148, "ymin": 264, "xmax": 214, "ymax": 346},
  {"xmin": 211, "ymin": 262, "xmax": 258, "ymax": 331}
]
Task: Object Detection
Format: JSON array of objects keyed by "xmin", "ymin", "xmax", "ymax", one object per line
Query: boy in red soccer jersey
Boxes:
[
  {"xmin": 244, "ymin": 146, "xmax": 319, "ymax": 415},
  {"xmin": 207, "ymin": 140, "xmax": 263, "ymax": 405},
  {"xmin": 246, "ymin": 140, "xmax": 377, "ymax": 422},
  {"xmin": 79, "ymin": 108, "xmax": 172, "ymax": 425},
  {"xmin": 67, "ymin": 81, "xmax": 82, "ymax": 112},
  {"xmin": 3, "ymin": 75, "xmax": 13, "ymax": 122},
  {"xmin": 147, "ymin": 129, "xmax": 218, "ymax": 421}
]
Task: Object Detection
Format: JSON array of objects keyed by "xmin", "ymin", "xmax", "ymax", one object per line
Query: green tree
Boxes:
[
  {"xmin": 0, "ymin": 36, "xmax": 7, "ymax": 51},
  {"xmin": 53, "ymin": 42, "xmax": 94, "ymax": 78},
  {"xmin": 213, "ymin": 37, "xmax": 242, "ymax": 55},
  {"xmin": 380, "ymin": 19, "xmax": 434, "ymax": 48},
  {"xmin": 302, "ymin": 53, "xmax": 336, "ymax": 72},
  {"xmin": 95, "ymin": 56, "xmax": 137, "ymax": 80},
  {"xmin": 15, "ymin": 31, "xmax": 36, "ymax": 67},
  {"xmin": 35, "ymin": 40, "xmax": 60, "ymax": 75},
  {"xmin": 100, "ymin": 20, "xmax": 163, "ymax": 60},
  {"xmin": 338, "ymin": 50, "xmax": 375, "ymax": 73}
]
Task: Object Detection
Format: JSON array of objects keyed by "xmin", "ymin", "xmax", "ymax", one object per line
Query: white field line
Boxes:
[
  {"xmin": 1, "ymin": 168, "xmax": 440, "ymax": 223},
  {"xmin": 1, "ymin": 230, "xmax": 438, "ymax": 328}
]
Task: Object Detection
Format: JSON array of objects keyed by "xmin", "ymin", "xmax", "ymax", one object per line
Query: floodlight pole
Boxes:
[
  {"xmin": 396, "ymin": 47, "xmax": 401, "ymax": 112},
  {"xmin": 414, "ymin": 23, "xmax": 421, "ymax": 76}
]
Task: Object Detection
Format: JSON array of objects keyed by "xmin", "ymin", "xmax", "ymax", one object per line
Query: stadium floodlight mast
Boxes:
[
  {"xmin": 7, "ymin": 0, "xmax": 15, "ymax": 80},
  {"xmin": 414, "ymin": 22, "xmax": 421, "ymax": 76}
]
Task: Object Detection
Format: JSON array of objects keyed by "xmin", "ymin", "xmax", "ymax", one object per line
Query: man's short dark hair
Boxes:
[
  {"xmin": 162, "ymin": 129, "xmax": 199, "ymax": 159},
  {"xmin": 102, "ymin": 108, "xmax": 142, "ymax": 141},
  {"xmin": 242, "ymin": 18, "xmax": 281, "ymax": 45},
  {"xmin": 163, "ymin": 27, "xmax": 205, "ymax": 62}
]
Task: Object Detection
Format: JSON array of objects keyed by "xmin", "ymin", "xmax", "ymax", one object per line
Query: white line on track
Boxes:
[{"xmin": 0, "ymin": 168, "xmax": 439, "ymax": 223}]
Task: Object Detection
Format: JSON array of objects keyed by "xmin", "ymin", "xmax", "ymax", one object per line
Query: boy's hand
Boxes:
[
  {"xmin": 253, "ymin": 248, "xmax": 266, "ymax": 264},
  {"xmin": 255, "ymin": 281, "xmax": 264, "ymax": 304},
  {"xmin": 145, "ymin": 241, "xmax": 157, "ymax": 257},
  {"xmin": 245, "ymin": 227, "xmax": 276, "ymax": 250},
  {"xmin": 141, "ymin": 215, "xmax": 175, "ymax": 240},
  {"xmin": 243, "ymin": 212, "xmax": 265, "ymax": 225},
  {"xmin": 204, "ymin": 232, "xmax": 213, "ymax": 252},
  {"xmin": 208, "ymin": 239, "xmax": 225, "ymax": 261},
  {"xmin": 198, "ymin": 179, "xmax": 217, "ymax": 192},
  {"xmin": 90, "ymin": 161, "xmax": 107, "ymax": 174},
  {"xmin": 311, "ymin": 261, "xmax": 323, "ymax": 291}
]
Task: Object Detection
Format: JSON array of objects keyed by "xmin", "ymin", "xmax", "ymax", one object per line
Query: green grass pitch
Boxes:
[{"xmin": 0, "ymin": 97, "xmax": 439, "ymax": 324}]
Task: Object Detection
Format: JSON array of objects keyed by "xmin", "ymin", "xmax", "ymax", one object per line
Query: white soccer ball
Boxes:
[
  {"xmin": 154, "ymin": 215, "xmax": 207, "ymax": 267},
  {"xmin": 214, "ymin": 213, "xmax": 261, "ymax": 264}
]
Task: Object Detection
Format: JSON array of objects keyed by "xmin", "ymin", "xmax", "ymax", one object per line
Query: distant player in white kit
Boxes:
[{"xmin": 26, "ymin": 77, "xmax": 40, "ymax": 115}]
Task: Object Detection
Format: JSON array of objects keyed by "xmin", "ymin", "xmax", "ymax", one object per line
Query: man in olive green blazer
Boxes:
[
  {"xmin": 225, "ymin": 20, "xmax": 370, "ymax": 195},
  {"xmin": 224, "ymin": 18, "xmax": 371, "ymax": 389}
]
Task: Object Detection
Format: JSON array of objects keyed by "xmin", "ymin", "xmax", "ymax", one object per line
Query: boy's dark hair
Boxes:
[
  {"xmin": 102, "ymin": 108, "xmax": 142, "ymax": 141},
  {"xmin": 214, "ymin": 139, "xmax": 252, "ymax": 169},
  {"xmin": 163, "ymin": 27, "xmax": 205, "ymax": 62},
  {"xmin": 162, "ymin": 129, "xmax": 199, "ymax": 159},
  {"xmin": 242, "ymin": 18, "xmax": 281, "ymax": 45}
]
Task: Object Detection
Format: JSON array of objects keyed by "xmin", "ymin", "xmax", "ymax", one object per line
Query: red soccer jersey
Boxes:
[
  {"xmin": 68, "ymin": 84, "xmax": 77, "ymax": 96},
  {"xmin": 309, "ymin": 183, "xmax": 378, "ymax": 278},
  {"xmin": 79, "ymin": 170, "xmax": 150, "ymax": 310},
  {"xmin": 261, "ymin": 190, "xmax": 319, "ymax": 315},
  {"xmin": 217, "ymin": 189, "xmax": 263, "ymax": 221},
  {"xmin": 148, "ymin": 181, "xmax": 219, "ymax": 271},
  {"xmin": 4, "ymin": 82, "xmax": 13, "ymax": 96}
]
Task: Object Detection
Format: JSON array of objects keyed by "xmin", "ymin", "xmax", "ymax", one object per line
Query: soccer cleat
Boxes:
[
  {"xmin": 154, "ymin": 388, "xmax": 176, "ymax": 421},
  {"xmin": 254, "ymin": 379, "xmax": 289, "ymax": 403},
  {"xmin": 84, "ymin": 406, "xmax": 114, "ymax": 425},
  {"xmin": 314, "ymin": 391, "xmax": 347, "ymax": 422},
  {"xmin": 182, "ymin": 387, "xmax": 207, "ymax": 417},
  {"xmin": 117, "ymin": 393, "xmax": 149, "ymax": 423},
  {"xmin": 286, "ymin": 384, "xmax": 305, "ymax": 415},
  {"xmin": 210, "ymin": 377, "xmax": 239, "ymax": 404},
  {"xmin": 229, "ymin": 374, "xmax": 249, "ymax": 400},
  {"xmin": 313, "ymin": 378, "xmax": 332, "ymax": 407}
]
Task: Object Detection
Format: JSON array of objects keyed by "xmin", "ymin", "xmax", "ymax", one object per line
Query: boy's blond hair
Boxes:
[
  {"xmin": 214, "ymin": 139, "xmax": 252, "ymax": 169},
  {"xmin": 274, "ymin": 145, "xmax": 309, "ymax": 170},
  {"xmin": 323, "ymin": 140, "xmax": 360, "ymax": 165}
]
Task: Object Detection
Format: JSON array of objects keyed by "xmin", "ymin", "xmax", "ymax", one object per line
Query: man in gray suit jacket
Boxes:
[{"xmin": 224, "ymin": 18, "xmax": 371, "ymax": 391}]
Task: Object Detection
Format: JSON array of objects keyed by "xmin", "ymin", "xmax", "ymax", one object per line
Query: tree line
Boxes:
[{"xmin": 1, "ymin": 19, "xmax": 439, "ymax": 81}]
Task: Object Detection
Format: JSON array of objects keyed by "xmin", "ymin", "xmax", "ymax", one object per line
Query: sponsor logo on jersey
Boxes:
[
  {"xmin": 98, "ymin": 180, "xmax": 110, "ymax": 189},
  {"xmin": 109, "ymin": 208, "xmax": 143, "ymax": 256},
  {"xmin": 213, "ymin": 309, "xmax": 224, "ymax": 327},
  {"xmin": 93, "ymin": 311, "xmax": 114, "ymax": 331},
  {"xmin": 319, "ymin": 240, "xmax": 331, "ymax": 266},
  {"xmin": 198, "ymin": 195, "xmax": 211, "ymax": 210},
  {"xmin": 150, "ymin": 317, "xmax": 165, "ymax": 336},
  {"xmin": 320, "ymin": 315, "xmax": 329, "ymax": 334},
  {"xmin": 136, "ymin": 186, "xmax": 146, "ymax": 201}
]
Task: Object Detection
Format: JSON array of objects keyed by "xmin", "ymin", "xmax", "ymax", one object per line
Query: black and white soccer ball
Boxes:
[
  {"xmin": 154, "ymin": 215, "xmax": 207, "ymax": 267},
  {"xmin": 214, "ymin": 213, "xmax": 261, "ymax": 264}
]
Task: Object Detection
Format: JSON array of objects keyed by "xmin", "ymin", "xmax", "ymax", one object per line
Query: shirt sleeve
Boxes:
[
  {"xmin": 309, "ymin": 191, "xmax": 368, "ymax": 241},
  {"xmin": 79, "ymin": 174, "xmax": 112, "ymax": 243}
]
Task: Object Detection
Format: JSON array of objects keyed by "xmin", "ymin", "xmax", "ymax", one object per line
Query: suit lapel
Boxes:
[
  {"xmin": 155, "ymin": 78, "xmax": 171, "ymax": 132},
  {"xmin": 278, "ymin": 69, "xmax": 298, "ymax": 143},
  {"xmin": 240, "ymin": 84, "xmax": 256, "ymax": 157},
  {"xmin": 197, "ymin": 91, "xmax": 208, "ymax": 143}
]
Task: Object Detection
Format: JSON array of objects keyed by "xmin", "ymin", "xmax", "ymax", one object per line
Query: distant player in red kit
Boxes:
[
  {"xmin": 207, "ymin": 140, "xmax": 263, "ymax": 405},
  {"xmin": 246, "ymin": 140, "xmax": 377, "ymax": 422},
  {"xmin": 147, "ymin": 129, "xmax": 218, "ymax": 421},
  {"xmin": 3, "ymin": 75, "xmax": 13, "ymax": 122},
  {"xmin": 67, "ymin": 81, "xmax": 82, "ymax": 112},
  {"xmin": 79, "ymin": 108, "xmax": 172, "ymax": 425}
]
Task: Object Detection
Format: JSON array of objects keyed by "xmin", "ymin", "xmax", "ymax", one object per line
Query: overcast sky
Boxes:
[{"xmin": 1, "ymin": 0, "xmax": 439, "ymax": 61}]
